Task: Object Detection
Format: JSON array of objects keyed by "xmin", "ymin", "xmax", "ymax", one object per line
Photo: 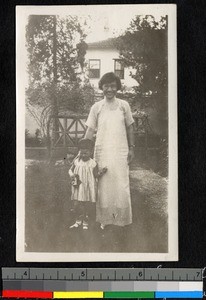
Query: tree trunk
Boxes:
[{"xmin": 52, "ymin": 15, "xmax": 59, "ymax": 143}]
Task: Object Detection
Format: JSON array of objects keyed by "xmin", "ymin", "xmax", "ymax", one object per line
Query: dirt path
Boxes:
[{"xmin": 25, "ymin": 161, "xmax": 168, "ymax": 254}]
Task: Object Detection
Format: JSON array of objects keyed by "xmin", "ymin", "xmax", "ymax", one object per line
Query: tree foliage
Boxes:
[
  {"xmin": 26, "ymin": 15, "xmax": 94, "ymax": 138},
  {"xmin": 26, "ymin": 15, "xmax": 85, "ymax": 86},
  {"xmin": 116, "ymin": 15, "xmax": 168, "ymax": 114}
]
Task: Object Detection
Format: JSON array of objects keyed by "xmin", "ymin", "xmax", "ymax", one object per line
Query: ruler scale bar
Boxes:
[
  {"xmin": 1, "ymin": 268, "xmax": 204, "ymax": 299},
  {"xmin": 2, "ymin": 268, "xmax": 203, "ymax": 281}
]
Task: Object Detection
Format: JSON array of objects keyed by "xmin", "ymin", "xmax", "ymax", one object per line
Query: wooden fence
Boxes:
[
  {"xmin": 50, "ymin": 114, "xmax": 159, "ymax": 158},
  {"xmin": 50, "ymin": 115, "xmax": 87, "ymax": 148}
]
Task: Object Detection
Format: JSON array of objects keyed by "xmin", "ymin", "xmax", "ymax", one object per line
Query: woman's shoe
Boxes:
[{"xmin": 69, "ymin": 220, "xmax": 82, "ymax": 229}]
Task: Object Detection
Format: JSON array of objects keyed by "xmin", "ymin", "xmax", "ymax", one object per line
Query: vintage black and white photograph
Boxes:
[{"xmin": 16, "ymin": 4, "xmax": 177, "ymax": 261}]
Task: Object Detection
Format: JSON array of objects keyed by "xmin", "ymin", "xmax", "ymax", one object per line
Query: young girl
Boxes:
[{"xmin": 68, "ymin": 138, "xmax": 107, "ymax": 230}]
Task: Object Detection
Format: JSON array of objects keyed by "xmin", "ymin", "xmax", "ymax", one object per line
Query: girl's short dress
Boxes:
[{"xmin": 71, "ymin": 158, "xmax": 97, "ymax": 203}]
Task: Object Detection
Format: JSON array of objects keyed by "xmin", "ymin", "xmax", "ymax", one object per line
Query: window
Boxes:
[
  {"xmin": 89, "ymin": 59, "xmax": 100, "ymax": 78},
  {"xmin": 114, "ymin": 60, "xmax": 124, "ymax": 79}
]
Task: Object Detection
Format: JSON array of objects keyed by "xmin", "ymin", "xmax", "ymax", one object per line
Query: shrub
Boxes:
[
  {"xmin": 58, "ymin": 81, "xmax": 95, "ymax": 113},
  {"xmin": 25, "ymin": 128, "xmax": 47, "ymax": 147}
]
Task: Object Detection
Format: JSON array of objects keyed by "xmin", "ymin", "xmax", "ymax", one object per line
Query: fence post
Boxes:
[
  {"xmin": 46, "ymin": 115, "xmax": 52, "ymax": 159},
  {"xmin": 63, "ymin": 118, "xmax": 67, "ymax": 147},
  {"xmin": 48, "ymin": 116, "xmax": 57, "ymax": 164},
  {"xmin": 75, "ymin": 118, "xmax": 78, "ymax": 145},
  {"xmin": 145, "ymin": 116, "xmax": 148, "ymax": 162}
]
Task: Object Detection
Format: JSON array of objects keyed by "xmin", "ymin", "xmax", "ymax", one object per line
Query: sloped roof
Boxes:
[{"xmin": 87, "ymin": 38, "xmax": 117, "ymax": 49}]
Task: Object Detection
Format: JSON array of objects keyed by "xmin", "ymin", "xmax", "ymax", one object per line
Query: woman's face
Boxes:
[{"xmin": 102, "ymin": 81, "xmax": 117, "ymax": 100}]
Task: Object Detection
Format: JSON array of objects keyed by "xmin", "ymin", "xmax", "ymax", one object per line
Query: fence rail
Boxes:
[
  {"xmin": 50, "ymin": 114, "xmax": 158, "ymax": 154},
  {"xmin": 51, "ymin": 116, "xmax": 87, "ymax": 148}
]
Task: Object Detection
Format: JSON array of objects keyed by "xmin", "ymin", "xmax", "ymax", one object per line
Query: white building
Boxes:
[
  {"xmin": 26, "ymin": 38, "xmax": 138, "ymax": 136},
  {"xmin": 85, "ymin": 38, "xmax": 138, "ymax": 91}
]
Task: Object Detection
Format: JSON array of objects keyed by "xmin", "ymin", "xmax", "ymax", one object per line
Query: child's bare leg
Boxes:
[
  {"xmin": 69, "ymin": 201, "xmax": 82, "ymax": 228},
  {"xmin": 84, "ymin": 202, "xmax": 90, "ymax": 218},
  {"xmin": 82, "ymin": 202, "xmax": 89, "ymax": 230},
  {"xmin": 73, "ymin": 201, "xmax": 83, "ymax": 220}
]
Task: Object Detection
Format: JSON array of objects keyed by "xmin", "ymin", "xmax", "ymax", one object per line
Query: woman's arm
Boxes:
[
  {"xmin": 68, "ymin": 163, "xmax": 75, "ymax": 178},
  {"xmin": 127, "ymin": 124, "xmax": 135, "ymax": 164},
  {"xmin": 84, "ymin": 103, "xmax": 97, "ymax": 140},
  {"xmin": 93, "ymin": 165, "xmax": 99, "ymax": 178},
  {"xmin": 84, "ymin": 127, "xmax": 95, "ymax": 140}
]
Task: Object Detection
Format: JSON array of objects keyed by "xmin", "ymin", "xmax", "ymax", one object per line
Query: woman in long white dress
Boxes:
[{"xmin": 85, "ymin": 72, "xmax": 135, "ymax": 229}]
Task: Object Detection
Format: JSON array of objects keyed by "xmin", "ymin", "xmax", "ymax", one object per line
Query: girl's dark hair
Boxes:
[{"xmin": 98, "ymin": 72, "xmax": 122, "ymax": 91}]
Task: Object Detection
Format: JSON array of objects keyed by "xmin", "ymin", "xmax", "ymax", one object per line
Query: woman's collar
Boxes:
[{"xmin": 103, "ymin": 96, "xmax": 118, "ymax": 103}]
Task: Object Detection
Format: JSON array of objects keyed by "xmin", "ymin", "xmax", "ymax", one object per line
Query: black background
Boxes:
[{"xmin": 0, "ymin": 0, "xmax": 205, "ymax": 271}]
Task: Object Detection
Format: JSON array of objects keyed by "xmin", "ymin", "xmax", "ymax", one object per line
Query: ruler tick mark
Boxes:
[{"xmin": 5, "ymin": 267, "xmax": 203, "ymax": 286}]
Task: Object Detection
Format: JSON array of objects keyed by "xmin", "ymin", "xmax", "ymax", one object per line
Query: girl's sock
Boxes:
[
  {"xmin": 100, "ymin": 224, "xmax": 105, "ymax": 230},
  {"xmin": 83, "ymin": 216, "xmax": 89, "ymax": 230}
]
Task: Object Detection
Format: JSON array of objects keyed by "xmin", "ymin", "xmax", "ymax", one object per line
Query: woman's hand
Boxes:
[
  {"xmin": 127, "ymin": 124, "xmax": 135, "ymax": 165},
  {"xmin": 98, "ymin": 167, "xmax": 108, "ymax": 178},
  {"xmin": 127, "ymin": 148, "xmax": 135, "ymax": 165}
]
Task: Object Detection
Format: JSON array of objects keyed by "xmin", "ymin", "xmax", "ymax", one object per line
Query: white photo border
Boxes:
[{"xmin": 16, "ymin": 4, "xmax": 178, "ymax": 262}]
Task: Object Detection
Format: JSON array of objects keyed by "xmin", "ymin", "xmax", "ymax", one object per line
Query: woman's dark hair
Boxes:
[{"xmin": 98, "ymin": 72, "xmax": 122, "ymax": 91}]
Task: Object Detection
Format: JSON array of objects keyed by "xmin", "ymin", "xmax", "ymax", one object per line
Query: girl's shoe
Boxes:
[
  {"xmin": 100, "ymin": 224, "xmax": 105, "ymax": 230},
  {"xmin": 69, "ymin": 220, "xmax": 82, "ymax": 229},
  {"xmin": 83, "ymin": 220, "xmax": 89, "ymax": 230}
]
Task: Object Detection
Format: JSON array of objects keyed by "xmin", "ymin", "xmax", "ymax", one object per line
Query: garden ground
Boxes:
[{"xmin": 25, "ymin": 159, "xmax": 168, "ymax": 253}]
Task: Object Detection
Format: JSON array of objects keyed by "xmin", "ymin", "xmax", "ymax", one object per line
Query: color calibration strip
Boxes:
[
  {"xmin": 2, "ymin": 290, "xmax": 203, "ymax": 298},
  {"xmin": 1, "ymin": 268, "xmax": 204, "ymax": 298},
  {"xmin": 2, "ymin": 281, "xmax": 203, "ymax": 298}
]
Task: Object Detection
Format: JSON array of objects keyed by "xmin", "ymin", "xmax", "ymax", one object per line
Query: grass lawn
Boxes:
[{"xmin": 25, "ymin": 160, "xmax": 168, "ymax": 253}]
